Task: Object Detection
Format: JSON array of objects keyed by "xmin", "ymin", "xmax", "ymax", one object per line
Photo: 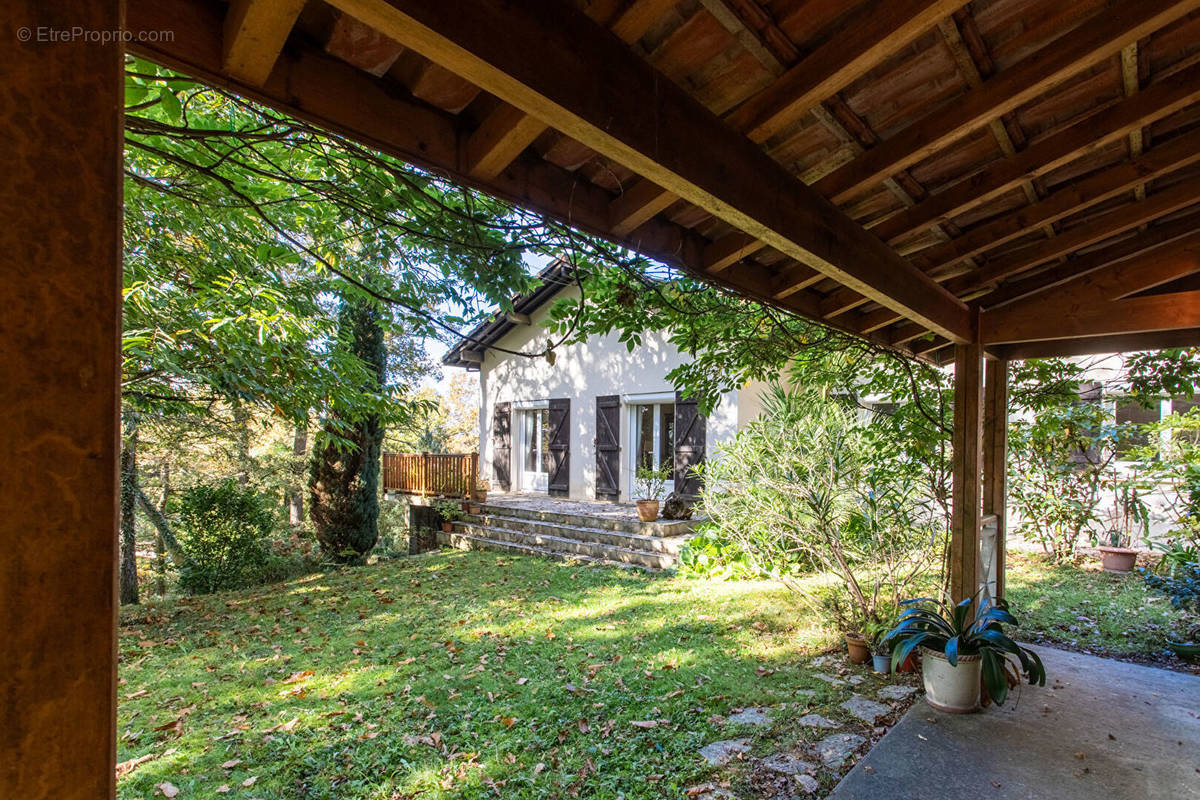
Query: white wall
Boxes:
[{"xmin": 472, "ymin": 286, "xmax": 740, "ymax": 500}]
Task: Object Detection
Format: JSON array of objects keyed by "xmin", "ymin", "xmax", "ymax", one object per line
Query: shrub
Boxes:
[
  {"xmin": 1143, "ymin": 560, "xmax": 1200, "ymax": 612},
  {"xmin": 694, "ymin": 386, "xmax": 942, "ymax": 631},
  {"xmin": 176, "ymin": 480, "xmax": 274, "ymax": 594}
]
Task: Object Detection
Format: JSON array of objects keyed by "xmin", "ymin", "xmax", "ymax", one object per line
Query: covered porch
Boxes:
[
  {"xmin": 5, "ymin": 0, "xmax": 1200, "ymax": 797},
  {"xmin": 830, "ymin": 644, "xmax": 1200, "ymax": 800}
]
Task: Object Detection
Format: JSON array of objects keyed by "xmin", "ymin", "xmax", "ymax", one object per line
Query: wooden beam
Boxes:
[
  {"xmin": 222, "ymin": 0, "xmax": 307, "ymax": 85},
  {"xmin": 981, "ymin": 239, "xmax": 1200, "ymax": 343},
  {"xmin": 912, "ymin": 132, "xmax": 1200, "ymax": 276},
  {"xmin": 1, "ymin": 1, "xmax": 122, "ymax": 797},
  {"xmin": 320, "ymin": 0, "xmax": 971, "ymax": 341},
  {"xmin": 870, "ymin": 60, "xmax": 1200, "ymax": 244},
  {"xmin": 770, "ymin": 264, "xmax": 822, "ymax": 300},
  {"xmin": 703, "ymin": 232, "xmax": 767, "ymax": 273},
  {"xmin": 504, "ymin": 311, "xmax": 531, "ymax": 325},
  {"xmin": 948, "ymin": 175, "xmax": 1200, "ymax": 295},
  {"xmin": 464, "ymin": 104, "xmax": 547, "ymax": 179},
  {"xmin": 609, "ymin": 179, "xmax": 676, "ymax": 237},
  {"xmin": 816, "ymin": 0, "xmax": 1200, "ymax": 204},
  {"xmin": 983, "ymin": 358, "xmax": 1008, "ymax": 601},
  {"xmin": 950, "ymin": 340, "xmax": 984, "ymax": 604},
  {"xmin": 988, "ymin": 328, "xmax": 1200, "ymax": 360},
  {"xmin": 978, "ymin": 213, "xmax": 1200, "ymax": 310},
  {"xmin": 725, "ymin": 0, "xmax": 967, "ymax": 143}
]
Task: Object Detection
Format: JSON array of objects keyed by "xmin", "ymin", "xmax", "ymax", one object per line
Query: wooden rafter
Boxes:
[
  {"xmin": 868, "ymin": 59, "xmax": 1200, "ymax": 244},
  {"xmin": 317, "ymin": 0, "xmax": 972, "ymax": 341},
  {"xmin": 815, "ymin": 0, "xmax": 1200, "ymax": 204},
  {"xmin": 947, "ymin": 175, "xmax": 1200, "ymax": 295},
  {"xmin": 222, "ymin": 0, "xmax": 306, "ymax": 85},
  {"xmin": 724, "ymin": 0, "xmax": 967, "ymax": 143},
  {"xmin": 981, "ymin": 237, "xmax": 1200, "ymax": 344}
]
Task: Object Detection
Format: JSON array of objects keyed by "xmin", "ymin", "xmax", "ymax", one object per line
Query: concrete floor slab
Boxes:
[{"xmin": 828, "ymin": 645, "xmax": 1200, "ymax": 800}]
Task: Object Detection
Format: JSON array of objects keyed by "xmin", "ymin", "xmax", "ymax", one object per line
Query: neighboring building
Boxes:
[{"xmin": 443, "ymin": 260, "xmax": 768, "ymax": 502}]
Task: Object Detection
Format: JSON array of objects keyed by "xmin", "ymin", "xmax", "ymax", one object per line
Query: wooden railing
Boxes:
[{"xmin": 382, "ymin": 452, "xmax": 479, "ymax": 498}]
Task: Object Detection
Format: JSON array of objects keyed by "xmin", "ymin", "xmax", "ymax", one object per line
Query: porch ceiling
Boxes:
[{"xmin": 126, "ymin": 0, "xmax": 1200, "ymax": 361}]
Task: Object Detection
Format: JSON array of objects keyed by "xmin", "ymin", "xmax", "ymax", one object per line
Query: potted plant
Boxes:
[
  {"xmin": 472, "ymin": 479, "xmax": 489, "ymax": 503},
  {"xmin": 862, "ymin": 620, "xmax": 892, "ymax": 673},
  {"xmin": 885, "ymin": 596, "xmax": 1045, "ymax": 714},
  {"xmin": 433, "ymin": 498, "xmax": 464, "ymax": 533},
  {"xmin": 1097, "ymin": 469, "xmax": 1148, "ymax": 573},
  {"xmin": 633, "ymin": 465, "xmax": 669, "ymax": 522},
  {"xmin": 844, "ymin": 630, "xmax": 871, "ymax": 665}
]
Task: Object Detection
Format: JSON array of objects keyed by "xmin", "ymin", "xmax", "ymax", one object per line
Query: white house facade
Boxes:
[{"xmin": 444, "ymin": 261, "xmax": 767, "ymax": 502}]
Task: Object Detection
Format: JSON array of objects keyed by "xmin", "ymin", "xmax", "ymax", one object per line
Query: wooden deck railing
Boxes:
[{"xmin": 382, "ymin": 452, "xmax": 478, "ymax": 498}]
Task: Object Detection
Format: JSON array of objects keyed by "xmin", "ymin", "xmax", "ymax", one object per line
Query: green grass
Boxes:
[
  {"xmin": 1006, "ymin": 551, "xmax": 1196, "ymax": 662},
  {"xmin": 117, "ymin": 551, "xmax": 914, "ymax": 799}
]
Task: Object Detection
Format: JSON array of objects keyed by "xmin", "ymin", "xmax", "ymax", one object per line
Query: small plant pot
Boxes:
[
  {"xmin": 441, "ymin": 521, "xmax": 453, "ymax": 533},
  {"xmin": 1097, "ymin": 546, "xmax": 1138, "ymax": 573},
  {"xmin": 472, "ymin": 490, "xmax": 487, "ymax": 502},
  {"xmin": 635, "ymin": 499, "xmax": 660, "ymax": 522},
  {"xmin": 844, "ymin": 632, "xmax": 871, "ymax": 664},
  {"xmin": 872, "ymin": 654, "xmax": 892, "ymax": 674},
  {"xmin": 460, "ymin": 500, "xmax": 471, "ymax": 512},
  {"xmin": 920, "ymin": 646, "xmax": 981, "ymax": 713},
  {"xmin": 897, "ymin": 653, "xmax": 918, "ymax": 673},
  {"xmin": 468, "ymin": 504, "xmax": 481, "ymax": 514}
]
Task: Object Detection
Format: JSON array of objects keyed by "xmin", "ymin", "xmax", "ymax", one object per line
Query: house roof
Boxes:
[
  {"xmin": 441, "ymin": 258, "xmax": 576, "ymax": 368},
  {"xmin": 127, "ymin": 0, "xmax": 1200, "ymax": 363}
]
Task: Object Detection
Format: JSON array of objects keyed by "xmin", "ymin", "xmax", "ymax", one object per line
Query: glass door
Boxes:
[
  {"xmin": 630, "ymin": 403, "xmax": 674, "ymax": 498},
  {"xmin": 520, "ymin": 407, "xmax": 550, "ymax": 493}
]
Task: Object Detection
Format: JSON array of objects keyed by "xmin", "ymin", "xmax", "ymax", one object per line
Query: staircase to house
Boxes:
[{"xmin": 437, "ymin": 502, "xmax": 697, "ymax": 570}]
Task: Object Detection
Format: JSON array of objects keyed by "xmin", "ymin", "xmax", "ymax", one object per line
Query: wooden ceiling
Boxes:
[{"xmin": 127, "ymin": 0, "xmax": 1200, "ymax": 362}]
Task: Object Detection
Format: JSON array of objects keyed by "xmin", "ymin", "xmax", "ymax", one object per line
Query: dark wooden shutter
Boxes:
[
  {"xmin": 674, "ymin": 391, "xmax": 705, "ymax": 499},
  {"xmin": 594, "ymin": 395, "xmax": 621, "ymax": 501},
  {"xmin": 492, "ymin": 402, "xmax": 511, "ymax": 491},
  {"xmin": 547, "ymin": 398, "xmax": 570, "ymax": 497}
]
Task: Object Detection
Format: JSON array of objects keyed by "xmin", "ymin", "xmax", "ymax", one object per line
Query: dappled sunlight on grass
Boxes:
[{"xmin": 117, "ymin": 550, "xmax": 893, "ymax": 799}]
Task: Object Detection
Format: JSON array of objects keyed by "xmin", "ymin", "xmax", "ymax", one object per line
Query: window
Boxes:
[
  {"xmin": 633, "ymin": 402, "xmax": 674, "ymax": 472},
  {"xmin": 1115, "ymin": 398, "xmax": 1159, "ymax": 457},
  {"xmin": 522, "ymin": 408, "xmax": 550, "ymax": 474}
]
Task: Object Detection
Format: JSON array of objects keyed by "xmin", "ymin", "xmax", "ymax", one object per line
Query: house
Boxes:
[{"xmin": 444, "ymin": 260, "xmax": 767, "ymax": 502}]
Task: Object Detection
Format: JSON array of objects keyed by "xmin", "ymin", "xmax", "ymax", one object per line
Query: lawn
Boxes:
[
  {"xmin": 1006, "ymin": 550, "xmax": 1198, "ymax": 670},
  {"xmin": 117, "ymin": 551, "xmax": 917, "ymax": 799}
]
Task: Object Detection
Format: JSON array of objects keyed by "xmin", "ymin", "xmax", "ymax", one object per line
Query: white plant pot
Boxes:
[{"xmin": 920, "ymin": 646, "xmax": 981, "ymax": 714}]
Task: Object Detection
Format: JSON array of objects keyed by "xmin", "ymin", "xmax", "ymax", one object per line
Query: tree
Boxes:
[{"xmin": 309, "ymin": 300, "xmax": 388, "ymax": 564}]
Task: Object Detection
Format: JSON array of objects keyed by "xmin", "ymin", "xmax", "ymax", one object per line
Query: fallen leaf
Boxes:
[
  {"xmin": 156, "ymin": 782, "xmax": 179, "ymax": 798},
  {"xmin": 242, "ymin": 776, "xmax": 258, "ymax": 787},
  {"xmin": 221, "ymin": 759, "xmax": 242, "ymax": 770},
  {"xmin": 630, "ymin": 720, "xmax": 657, "ymax": 729}
]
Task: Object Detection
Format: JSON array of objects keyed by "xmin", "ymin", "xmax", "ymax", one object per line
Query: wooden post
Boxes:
[
  {"xmin": 984, "ymin": 358, "xmax": 1009, "ymax": 600},
  {"xmin": 0, "ymin": 2, "xmax": 123, "ymax": 797},
  {"xmin": 950, "ymin": 342, "xmax": 984, "ymax": 603}
]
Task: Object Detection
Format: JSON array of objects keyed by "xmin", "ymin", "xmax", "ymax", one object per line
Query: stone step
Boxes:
[
  {"xmin": 475, "ymin": 502, "xmax": 696, "ymax": 537},
  {"xmin": 436, "ymin": 531, "xmax": 651, "ymax": 570},
  {"xmin": 450, "ymin": 522, "xmax": 678, "ymax": 569},
  {"xmin": 465, "ymin": 512, "xmax": 690, "ymax": 555}
]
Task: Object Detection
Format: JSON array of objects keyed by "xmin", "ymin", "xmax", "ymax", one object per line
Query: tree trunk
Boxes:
[
  {"xmin": 153, "ymin": 462, "xmax": 169, "ymax": 596},
  {"xmin": 119, "ymin": 422, "xmax": 139, "ymax": 605},
  {"xmin": 136, "ymin": 487, "xmax": 184, "ymax": 563},
  {"xmin": 233, "ymin": 405, "xmax": 252, "ymax": 486},
  {"xmin": 287, "ymin": 425, "xmax": 307, "ymax": 527}
]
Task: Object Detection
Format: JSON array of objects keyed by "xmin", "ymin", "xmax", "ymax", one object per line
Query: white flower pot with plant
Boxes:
[
  {"xmin": 885, "ymin": 596, "xmax": 1046, "ymax": 714},
  {"xmin": 633, "ymin": 465, "xmax": 670, "ymax": 522}
]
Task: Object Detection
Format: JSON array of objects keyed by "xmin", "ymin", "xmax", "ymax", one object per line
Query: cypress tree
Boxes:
[{"xmin": 309, "ymin": 299, "xmax": 386, "ymax": 564}]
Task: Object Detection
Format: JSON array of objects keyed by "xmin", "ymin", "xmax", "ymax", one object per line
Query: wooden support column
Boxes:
[
  {"xmin": 0, "ymin": 2, "xmax": 123, "ymax": 798},
  {"xmin": 950, "ymin": 342, "xmax": 984, "ymax": 603},
  {"xmin": 983, "ymin": 358, "xmax": 1009, "ymax": 601}
]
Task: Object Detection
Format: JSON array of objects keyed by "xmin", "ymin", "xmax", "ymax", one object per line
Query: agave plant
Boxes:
[{"xmin": 884, "ymin": 596, "xmax": 1046, "ymax": 706}]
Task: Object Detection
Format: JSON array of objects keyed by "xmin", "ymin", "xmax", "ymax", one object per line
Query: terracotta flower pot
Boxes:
[
  {"xmin": 441, "ymin": 521, "xmax": 453, "ymax": 533},
  {"xmin": 468, "ymin": 504, "xmax": 481, "ymax": 514},
  {"xmin": 472, "ymin": 489, "xmax": 487, "ymax": 502},
  {"xmin": 1098, "ymin": 546, "xmax": 1138, "ymax": 573},
  {"xmin": 845, "ymin": 632, "xmax": 871, "ymax": 664},
  {"xmin": 897, "ymin": 652, "xmax": 918, "ymax": 673},
  {"xmin": 920, "ymin": 646, "xmax": 981, "ymax": 714},
  {"xmin": 635, "ymin": 499, "xmax": 659, "ymax": 522}
]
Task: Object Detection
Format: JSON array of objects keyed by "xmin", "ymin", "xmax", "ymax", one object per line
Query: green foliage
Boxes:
[
  {"xmin": 633, "ymin": 464, "xmax": 671, "ymax": 501},
  {"xmin": 310, "ymin": 301, "xmax": 387, "ymax": 565},
  {"xmin": 693, "ymin": 386, "xmax": 942, "ymax": 630},
  {"xmin": 884, "ymin": 597, "xmax": 1046, "ymax": 706},
  {"xmin": 176, "ymin": 481, "xmax": 274, "ymax": 594},
  {"xmin": 432, "ymin": 498, "xmax": 465, "ymax": 522},
  {"xmin": 1142, "ymin": 561, "xmax": 1200, "ymax": 612},
  {"xmin": 1008, "ymin": 401, "xmax": 1117, "ymax": 561}
]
